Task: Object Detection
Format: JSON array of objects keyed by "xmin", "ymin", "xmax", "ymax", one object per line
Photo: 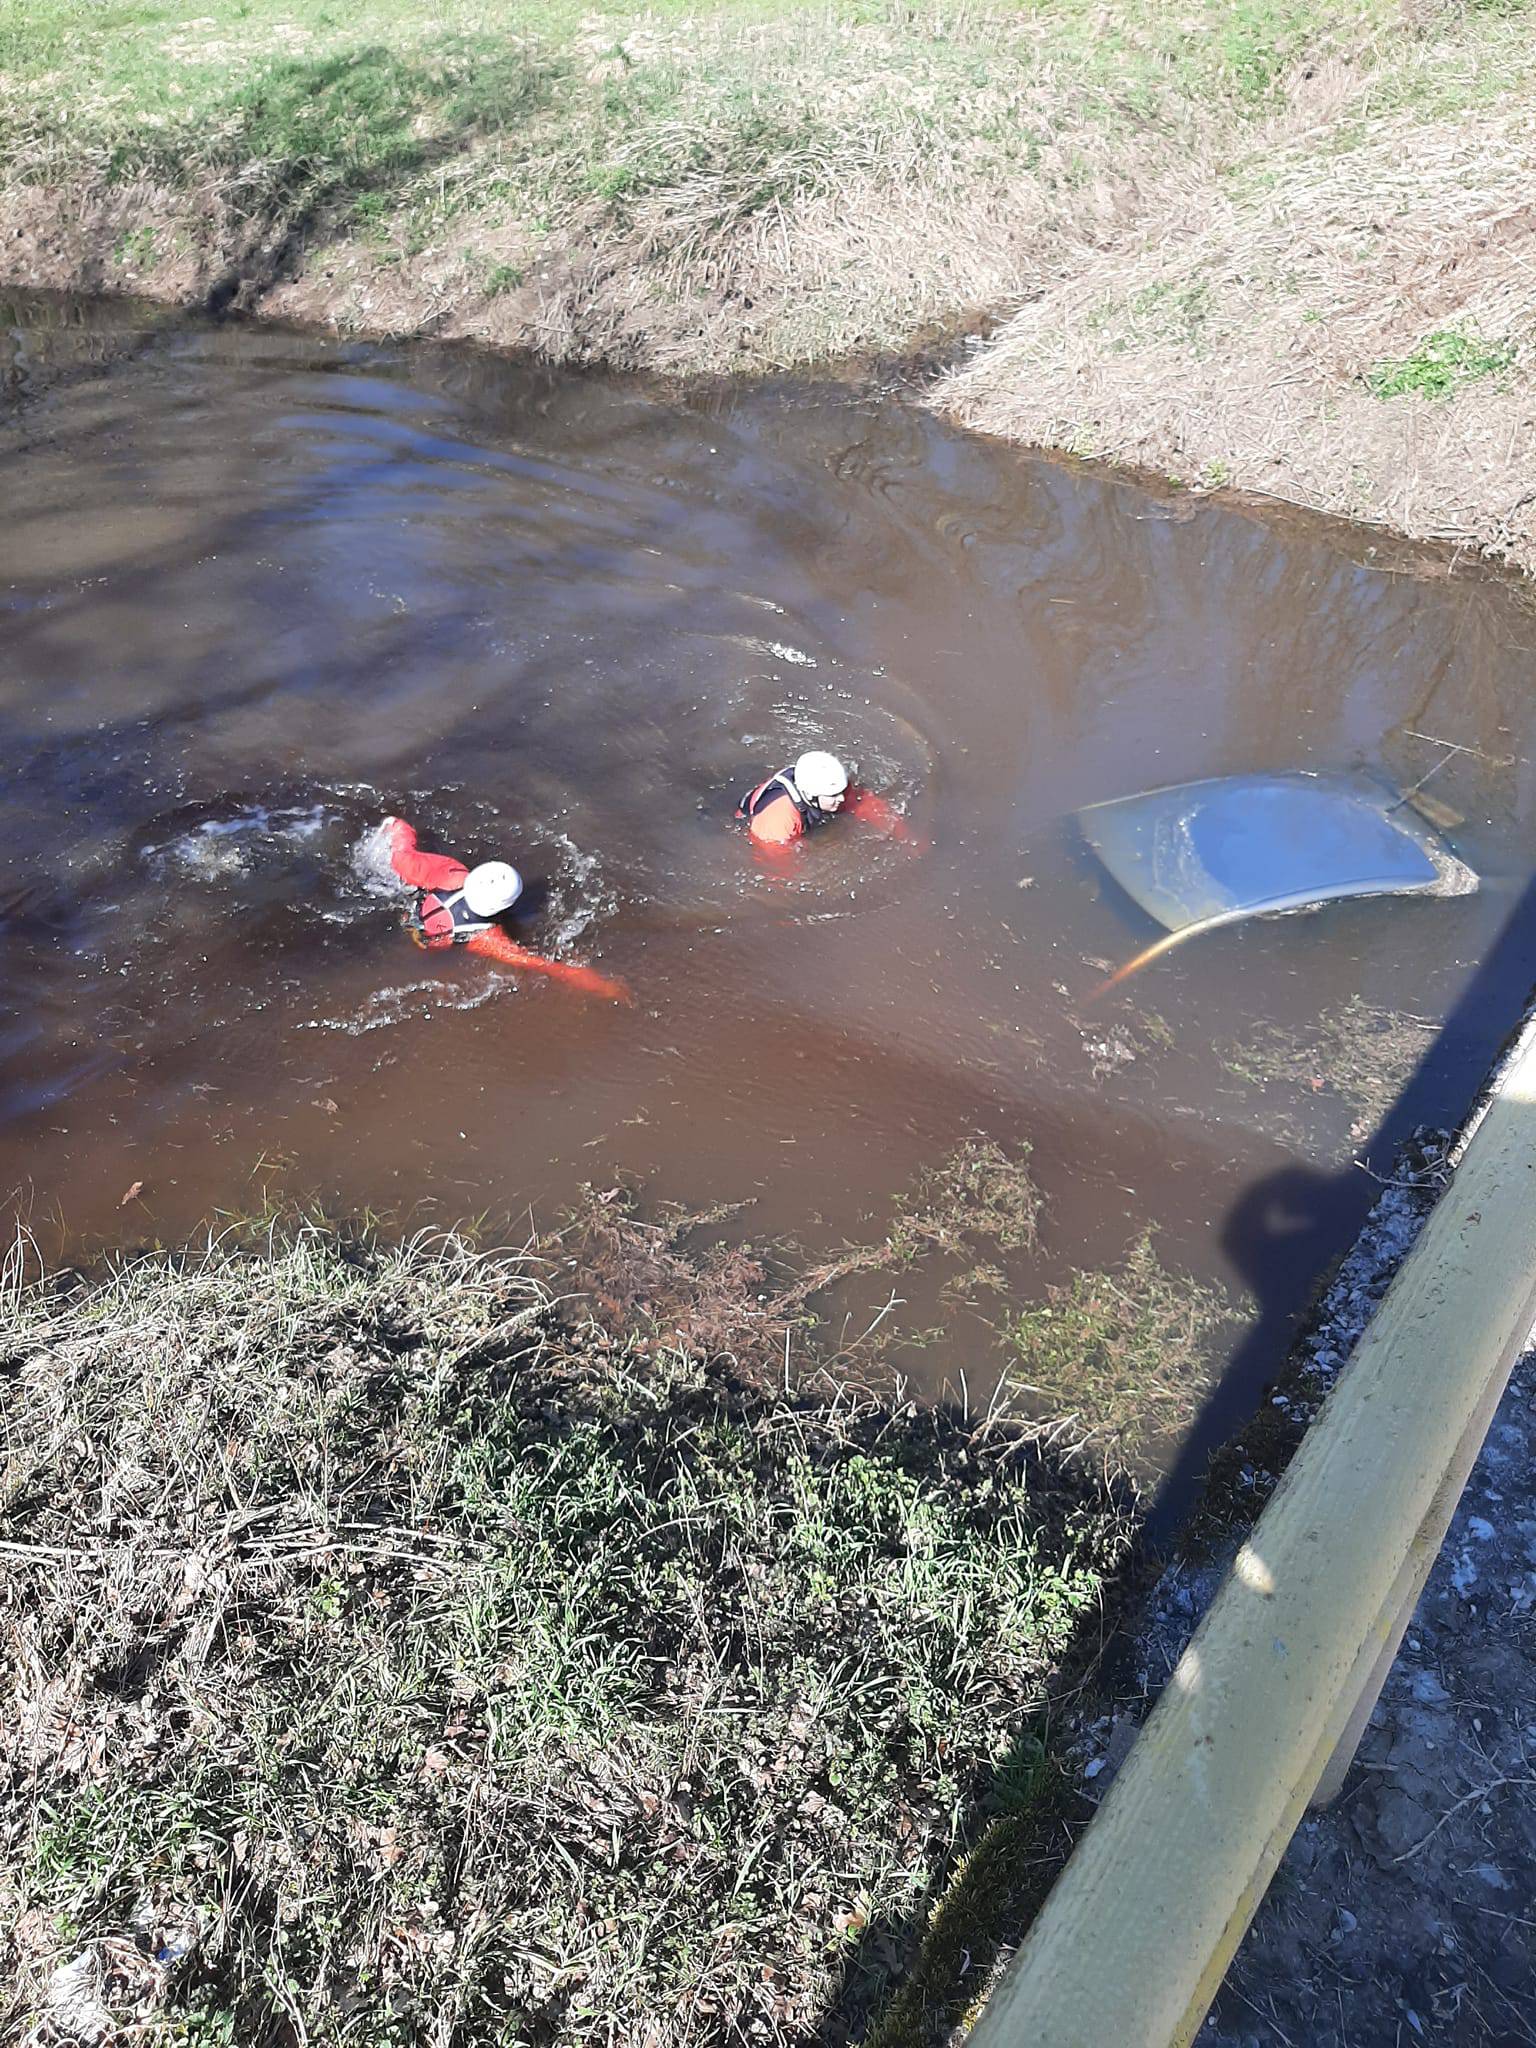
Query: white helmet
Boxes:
[
  {"xmin": 462, "ymin": 861, "xmax": 523, "ymax": 918},
  {"xmin": 794, "ymin": 750, "xmax": 849, "ymax": 805}
]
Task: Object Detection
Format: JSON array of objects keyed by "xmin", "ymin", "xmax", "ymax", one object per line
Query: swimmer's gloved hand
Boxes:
[{"xmin": 843, "ymin": 786, "xmax": 923, "ymax": 846}]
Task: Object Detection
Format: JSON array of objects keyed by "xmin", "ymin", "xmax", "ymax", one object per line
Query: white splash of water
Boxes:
[
  {"xmin": 351, "ymin": 818, "xmax": 408, "ymax": 900},
  {"xmin": 545, "ymin": 829, "xmax": 614, "ymax": 955},
  {"xmin": 144, "ymin": 802, "xmax": 332, "ymax": 882},
  {"xmin": 718, "ymin": 633, "xmax": 820, "ymax": 669},
  {"xmin": 301, "ymin": 974, "xmax": 515, "ymax": 1035},
  {"xmin": 766, "ymin": 641, "xmax": 817, "ymax": 667}
]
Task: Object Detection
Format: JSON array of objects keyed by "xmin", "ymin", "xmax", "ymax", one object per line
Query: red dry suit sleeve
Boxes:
[
  {"xmin": 844, "ymin": 786, "xmax": 920, "ymax": 844},
  {"xmin": 464, "ymin": 926, "xmax": 634, "ymax": 1006},
  {"xmin": 386, "ymin": 817, "xmax": 469, "ymax": 892}
]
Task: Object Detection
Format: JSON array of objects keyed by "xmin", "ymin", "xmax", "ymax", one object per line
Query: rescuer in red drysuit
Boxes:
[
  {"xmin": 382, "ymin": 816, "xmax": 630, "ymax": 1004},
  {"xmin": 735, "ymin": 750, "xmax": 916, "ymax": 850}
]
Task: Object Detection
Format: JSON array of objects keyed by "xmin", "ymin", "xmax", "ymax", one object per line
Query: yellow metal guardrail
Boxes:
[{"xmin": 968, "ymin": 1008, "xmax": 1536, "ymax": 2048}]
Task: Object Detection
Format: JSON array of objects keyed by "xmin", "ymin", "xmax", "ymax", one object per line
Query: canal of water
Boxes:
[{"xmin": 5, "ymin": 291, "xmax": 1535, "ymax": 1485}]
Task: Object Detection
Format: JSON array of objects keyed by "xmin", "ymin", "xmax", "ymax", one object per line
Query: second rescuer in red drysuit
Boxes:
[
  {"xmin": 735, "ymin": 750, "xmax": 915, "ymax": 849},
  {"xmin": 382, "ymin": 816, "xmax": 630, "ymax": 1003}
]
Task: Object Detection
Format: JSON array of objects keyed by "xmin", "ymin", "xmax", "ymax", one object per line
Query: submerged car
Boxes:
[{"xmin": 1079, "ymin": 771, "xmax": 1477, "ymax": 990}]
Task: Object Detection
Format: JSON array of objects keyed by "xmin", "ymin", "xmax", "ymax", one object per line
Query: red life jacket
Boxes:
[
  {"xmin": 407, "ymin": 887, "xmax": 494, "ymax": 950},
  {"xmin": 736, "ymin": 772, "xmax": 824, "ymax": 842}
]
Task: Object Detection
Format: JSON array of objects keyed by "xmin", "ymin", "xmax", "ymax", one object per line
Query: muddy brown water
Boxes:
[{"xmin": 5, "ymin": 292, "xmax": 1536, "ymax": 1493}]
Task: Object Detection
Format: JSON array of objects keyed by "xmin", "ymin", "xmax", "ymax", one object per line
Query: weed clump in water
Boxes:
[
  {"xmin": 1216, "ymin": 994, "xmax": 1438, "ymax": 1149},
  {"xmin": 887, "ymin": 1139, "xmax": 1043, "ymax": 1265},
  {"xmin": 565, "ymin": 1137, "xmax": 1043, "ymax": 1359},
  {"xmin": 1006, "ymin": 1234, "xmax": 1241, "ymax": 1482},
  {"xmin": 0, "ymin": 1219, "xmax": 1129, "ymax": 2047}
]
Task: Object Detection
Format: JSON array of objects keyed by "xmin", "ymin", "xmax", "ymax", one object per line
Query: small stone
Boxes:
[
  {"xmin": 1099, "ymin": 1717, "xmax": 1140, "ymax": 1778},
  {"xmin": 1370, "ymin": 1788, "xmax": 1432, "ymax": 1861},
  {"xmin": 1286, "ymin": 1829, "xmax": 1320, "ymax": 1877}
]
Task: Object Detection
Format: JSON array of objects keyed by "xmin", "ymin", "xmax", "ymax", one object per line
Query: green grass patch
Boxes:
[
  {"xmin": 1366, "ymin": 327, "xmax": 1518, "ymax": 401},
  {"xmin": 0, "ymin": 0, "xmax": 1404, "ymax": 228},
  {"xmin": 0, "ymin": 1221, "xmax": 1130, "ymax": 2045}
]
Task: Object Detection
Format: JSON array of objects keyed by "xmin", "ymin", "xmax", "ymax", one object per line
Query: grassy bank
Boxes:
[
  {"xmin": 937, "ymin": 5, "xmax": 1536, "ymax": 576},
  {"xmin": 0, "ymin": 0, "xmax": 1393, "ymax": 360},
  {"xmin": 0, "ymin": 1215, "xmax": 1141, "ymax": 2047},
  {"xmin": 1, "ymin": 0, "xmax": 1532, "ymax": 569}
]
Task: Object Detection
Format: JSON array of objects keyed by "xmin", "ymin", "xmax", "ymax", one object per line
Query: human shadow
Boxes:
[{"xmin": 1148, "ymin": 858, "xmax": 1536, "ymax": 1548}]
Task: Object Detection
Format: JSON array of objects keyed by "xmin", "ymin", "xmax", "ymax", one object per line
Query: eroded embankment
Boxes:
[
  {"xmin": 2, "ymin": 1, "xmax": 1533, "ymax": 572},
  {"xmin": 0, "ymin": 1204, "xmax": 1157, "ymax": 2048}
]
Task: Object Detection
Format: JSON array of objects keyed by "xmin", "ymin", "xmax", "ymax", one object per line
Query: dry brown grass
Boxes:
[
  {"xmin": 0, "ymin": 1218, "xmax": 1131, "ymax": 2048},
  {"xmin": 937, "ymin": 30, "xmax": 1536, "ymax": 573}
]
